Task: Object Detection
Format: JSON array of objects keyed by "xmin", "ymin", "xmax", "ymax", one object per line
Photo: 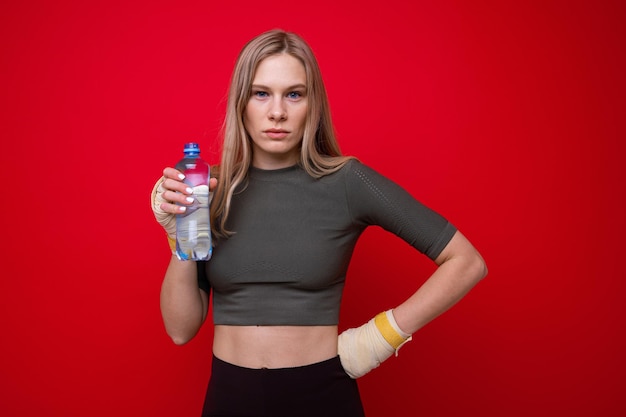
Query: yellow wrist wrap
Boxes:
[
  {"xmin": 374, "ymin": 311, "xmax": 408, "ymax": 350},
  {"xmin": 167, "ymin": 235, "xmax": 176, "ymax": 252}
]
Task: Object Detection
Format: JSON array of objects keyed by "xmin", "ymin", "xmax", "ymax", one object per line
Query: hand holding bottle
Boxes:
[{"xmin": 151, "ymin": 167, "xmax": 217, "ymax": 243}]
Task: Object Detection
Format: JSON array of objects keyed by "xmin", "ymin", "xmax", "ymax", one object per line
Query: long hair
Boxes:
[{"xmin": 211, "ymin": 29, "xmax": 353, "ymax": 239}]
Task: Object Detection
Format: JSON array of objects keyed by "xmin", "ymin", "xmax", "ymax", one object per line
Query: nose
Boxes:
[{"xmin": 268, "ymin": 97, "xmax": 287, "ymax": 121}]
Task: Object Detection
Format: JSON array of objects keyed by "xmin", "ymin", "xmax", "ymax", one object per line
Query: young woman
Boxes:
[{"xmin": 151, "ymin": 29, "xmax": 487, "ymax": 417}]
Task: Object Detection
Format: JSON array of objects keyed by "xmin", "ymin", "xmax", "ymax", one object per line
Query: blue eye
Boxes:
[
  {"xmin": 253, "ymin": 91, "xmax": 268, "ymax": 98},
  {"xmin": 287, "ymin": 91, "xmax": 302, "ymax": 99}
]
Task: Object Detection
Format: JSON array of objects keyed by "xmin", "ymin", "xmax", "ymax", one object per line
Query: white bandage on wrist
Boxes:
[
  {"xmin": 338, "ymin": 309, "xmax": 412, "ymax": 379},
  {"xmin": 150, "ymin": 177, "xmax": 177, "ymax": 241}
]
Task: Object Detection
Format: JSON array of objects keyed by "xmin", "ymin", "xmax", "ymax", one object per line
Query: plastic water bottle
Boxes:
[{"xmin": 175, "ymin": 142, "xmax": 212, "ymax": 261}]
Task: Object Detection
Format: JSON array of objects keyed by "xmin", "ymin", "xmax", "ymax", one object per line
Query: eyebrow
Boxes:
[{"xmin": 251, "ymin": 83, "xmax": 307, "ymax": 91}]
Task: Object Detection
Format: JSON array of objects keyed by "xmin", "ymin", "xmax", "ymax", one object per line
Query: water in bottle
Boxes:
[{"xmin": 175, "ymin": 142, "xmax": 212, "ymax": 261}]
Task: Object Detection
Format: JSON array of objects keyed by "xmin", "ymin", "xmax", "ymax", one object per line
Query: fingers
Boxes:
[
  {"xmin": 161, "ymin": 167, "xmax": 217, "ymax": 193},
  {"xmin": 157, "ymin": 167, "xmax": 217, "ymax": 214},
  {"xmin": 163, "ymin": 167, "xmax": 185, "ymax": 181},
  {"xmin": 209, "ymin": 177, "xmax": 217, "ymax": 192},
  {"xmin": 160, "ymin": 189, "xmax": 194, "ymax": 214}
]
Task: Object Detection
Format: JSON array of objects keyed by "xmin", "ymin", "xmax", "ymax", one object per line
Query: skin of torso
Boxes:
[{"xmin": 213, "ymin": 325, "xmax": 338, "ymax": 369}]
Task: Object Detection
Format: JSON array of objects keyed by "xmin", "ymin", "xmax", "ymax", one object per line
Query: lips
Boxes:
[{"xmin": 264, "ymin": 128, "xmax": 289, "ymax": 139}]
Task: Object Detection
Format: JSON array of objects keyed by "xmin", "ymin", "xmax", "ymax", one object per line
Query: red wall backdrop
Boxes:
[{"xmin": 1, "ymin": 1, "xmax": 624, "ymax": 416}]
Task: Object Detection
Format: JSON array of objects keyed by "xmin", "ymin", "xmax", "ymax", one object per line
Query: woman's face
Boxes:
[{"xmin": 244, "ymin": 53, "xmax": 308, "ymax": 169}]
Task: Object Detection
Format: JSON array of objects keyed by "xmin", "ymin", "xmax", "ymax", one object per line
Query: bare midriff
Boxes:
[{"xmin": 213, "ymin": 325, "xmax": 338, "ymax": 369}]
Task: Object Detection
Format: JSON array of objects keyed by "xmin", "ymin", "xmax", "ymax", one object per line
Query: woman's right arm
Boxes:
[
  {"xmin": 152, "ymin": 167, "xmax": 216, "ymax": 345},
  {"xmin": 160, "ymin": 257, "xmax": 209, "ymax": 345}
]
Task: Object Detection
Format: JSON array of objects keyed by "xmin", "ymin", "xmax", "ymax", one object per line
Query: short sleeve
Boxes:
[{"xmin": 344, "ymin": 161, "xmax": 457, "ymax": 260}]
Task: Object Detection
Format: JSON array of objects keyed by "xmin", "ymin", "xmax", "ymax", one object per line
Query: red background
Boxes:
[{"xmin": 1, "ymin": 1, "xmax": 624, "ymax": 416}]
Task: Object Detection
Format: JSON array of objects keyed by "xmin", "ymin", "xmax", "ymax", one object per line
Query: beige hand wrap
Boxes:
[
  {"xmin": 151, "ymin": 177, "xmax": 177, "ymax": 250},
  {"xmin": 338, "ymin": 309, "xmax": 412, "ymax": 379}
]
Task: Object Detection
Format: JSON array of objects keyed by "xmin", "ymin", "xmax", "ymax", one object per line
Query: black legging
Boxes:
[{"xmin": 202, "ymin": 355, "xmax": 366, "ymax": 417}]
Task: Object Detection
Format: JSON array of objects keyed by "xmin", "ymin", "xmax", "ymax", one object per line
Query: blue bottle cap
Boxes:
[{"xmin": 183, "ymin": 142, "xmax": 200, "ymax": 155}]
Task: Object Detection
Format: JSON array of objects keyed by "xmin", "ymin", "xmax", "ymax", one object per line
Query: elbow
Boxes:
[
  {"xmin": 170, "ymin": 334, "xmax": 192, "ymax": 346},
  {"xmin": 479, "ymin": 261, "xmax": 488, "ymax": 281},
  {"xmin": 473, "ymin": 253, "xmax": 488, "ymax": 282},
  {"xmin": 165, "ymin": 327, "xmax": 198, "ymax": 346},
  {"xmin": 457, "ymin": 247, "xmax": 487, "ymax": 285},
  {"xmin": 161, "ymin": 310, "xmax": 206, "ymax": 346}
]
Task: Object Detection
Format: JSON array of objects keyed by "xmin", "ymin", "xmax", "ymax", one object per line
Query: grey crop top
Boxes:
[{"xmin": 197, "ymin": 159, "xmax": 456, "ymax": 325}]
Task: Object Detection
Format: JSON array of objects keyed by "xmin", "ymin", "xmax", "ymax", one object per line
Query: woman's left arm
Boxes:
[
  {"xmin": 392, "ymin": 230, "xmax": 488, "ymax": 334},
  {"xmin": 338, "ymin": 230, "xmax": 487, "ymax": 379}
]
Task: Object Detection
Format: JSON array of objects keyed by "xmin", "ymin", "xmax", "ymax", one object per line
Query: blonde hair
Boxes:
[{"xmin": 211, "ymin": 29, "xmax": 353, "ymax": 239}]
